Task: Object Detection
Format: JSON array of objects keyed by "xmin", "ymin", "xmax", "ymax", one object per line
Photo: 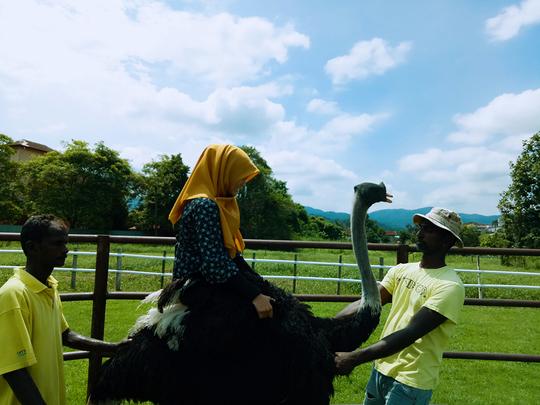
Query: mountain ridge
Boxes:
[{"xmin": 304, "ymin": 206, "xmax": 499, "ymax": 230}]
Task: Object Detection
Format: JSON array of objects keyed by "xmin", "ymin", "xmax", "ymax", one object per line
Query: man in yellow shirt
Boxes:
[
  {"xmin": 335, "ymin": 207, "xmax": 465, "ymax": 405},
  {"xmin": 0, "ymin": 214, "xmax": 125, "ymax": 405}
]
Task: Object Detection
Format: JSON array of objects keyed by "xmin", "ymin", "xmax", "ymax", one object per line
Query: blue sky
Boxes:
[{"xmin": 1, "ymin": 0, "xmax": 539, "ymax": 215}]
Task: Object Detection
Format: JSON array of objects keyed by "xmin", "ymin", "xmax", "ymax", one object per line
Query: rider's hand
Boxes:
[{"xmin": 252, "ymin": 294, "xmax": 274, "ymax": 319}]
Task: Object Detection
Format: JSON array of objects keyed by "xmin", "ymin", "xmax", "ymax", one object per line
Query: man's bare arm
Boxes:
[
  {"xmin": 62, "ymin": 329, "xmax": 128, "ymax": 356},
  {"xmin": 3, "ymin": 368, "xmax": 46, "ymax": 405},
  {"xmin": 335, "ymin": 306, "xmax": 448, "ymax": 375}
]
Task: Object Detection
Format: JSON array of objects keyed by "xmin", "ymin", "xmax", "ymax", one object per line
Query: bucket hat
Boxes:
[{"xmin": 413, "ymin": 207, "xmax": 464, "ymax": 247}]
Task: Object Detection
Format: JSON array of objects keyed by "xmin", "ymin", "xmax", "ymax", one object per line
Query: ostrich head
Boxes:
[{"xmin": 353, "ymin": 182, "xmax": 392, "ymax": 207}]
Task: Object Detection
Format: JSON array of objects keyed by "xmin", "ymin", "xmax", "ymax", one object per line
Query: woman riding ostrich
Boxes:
[{"xmin": 91, "ymin": 144, "xmax": 392, "ymax": 405}]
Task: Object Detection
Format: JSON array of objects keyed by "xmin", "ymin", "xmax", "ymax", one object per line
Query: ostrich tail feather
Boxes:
[
  {"xmin": 139, "ymin": 289, "xmax": 163, "ymax": 306},
  {"xmin": 157, "ymin": 278, "xmax": 185, "ymax": 311},
  {"xmin": 129, "ymin": 303, "xmax": 188, "ymax": 351}
]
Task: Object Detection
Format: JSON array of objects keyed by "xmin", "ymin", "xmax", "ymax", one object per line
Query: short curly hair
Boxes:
[{"xmin": 20, "ymin": 214, "xmax": 69, "ymax": 254}]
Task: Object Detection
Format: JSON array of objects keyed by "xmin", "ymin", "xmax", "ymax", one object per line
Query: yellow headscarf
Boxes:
[{"xmin": 168, "ymin": 144, "xmax": 259, "ymax": 258}]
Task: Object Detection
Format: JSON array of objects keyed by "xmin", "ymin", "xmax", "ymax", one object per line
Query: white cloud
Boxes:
[
  {"xmin": 325, "ymin": 38, "xmax": 412, "ymax": 85},
  {"xmin": 420, "ymin": 178, "xmax": 508, "ymax": 214},
  {"xmin": 118, "ymin": 145, "xmax": 162, "ymax": 169},
  {"xmin": 0, "ymin": 0, "xmax": 386, "ymax": 215},
  {"xmin": 396, "ymin": 144, "xmax": 513, "ymax": 213},
  {"xmin": 253, "ymin": 107, "xmax": 390, "ymax": 212},
  {"xmin": 318, "ymin": 113, "xmax": 389, "ymax": 140},
  {"xmin": 400, "ymin": 147, "xmax": 510, "ymax": 182},
  {"xmin": 485, "ymin": 0, "xmax": 540, "ymax": 41},
  {"xmin": 206, "ymin": 82, "xmax": 291, "ymax": 135},
  {"xmin": 0, "ymin": 0, "xmax": 309, "ymax": 128},
  {"xmin": 265, "ymin": 111, "xmax": 389, "ymax": 157},
  {"xmin": 0, "ymin": 0, "xmax": 309, "ymax": 86},
  {"xmin": 448, "ymin": 88, "xmax": 540, "ymax": 144},
  {"xmin": 396, "ymin": 88, "xmax": 540, "ymax": 214},
  {"xmin": 0, "ymin": 0, "xmax": 309, "ymax": 150},
  {"xmin": 263, "ymin": 149, "xmax": 360, "ymax": 211},
  {"xmin": 306, "ymin": 98, "xmax": 339, "ymax": 115}
]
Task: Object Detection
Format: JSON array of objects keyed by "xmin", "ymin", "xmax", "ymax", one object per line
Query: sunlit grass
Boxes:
[
  {"xmin": 59, "ymin": 300, "xmax": 540, "ymax": 405},
  {"xmin": 1, "ymin": 240, "xmax": 539, "ymax": 403},
  {"xmin": 2, "ymin": 241, "xmax": 538, "ymax": 299}
]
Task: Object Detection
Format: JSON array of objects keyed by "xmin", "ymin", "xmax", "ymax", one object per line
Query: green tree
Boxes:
[
  {"xmin": 130, "ymin": 154, "xmax": 189, "ymax": 235},
  {"xmin": 398, "ymin": 224, "xmax": 417, "ymax": 245},
  {"xmin": 479, "ymin": 231, "xmax": 510, "ymax": 248},
  {"xmin": 461, "ymin": 224, "xmax": 481, "ymax": 247},
  {"xmin": 479, "ymin": 231, "xmax": 512, "ymax": 266},
  {"xmin": 365, "ymin": 216, "xmax": 391, "ymax": 243},
  {"xmin": 498, "ymin": 132, "xmax": 540, "ymax": 248},
  {"xmin": 342, "ymin": 216, "xmax": 391, "ymax": 243},
  {"xmin": 21, "ymin": 140, "xmax": 135, "ymax": 230},
  {"xmin": 237, "ymin": 146, "xmax": 307, "ymax": 240},
  {"xmin": 0, "ymin": 134, "xmax": 24, "ymax": 223},
  {"xmin": 302, "ymin": 216, "xmax": 347, "ymax": 240}
]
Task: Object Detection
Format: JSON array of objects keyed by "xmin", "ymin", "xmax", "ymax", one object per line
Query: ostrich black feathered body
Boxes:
[
  {"xmin": 92, "ymin": 182, "xmax": 390, "ymax": 405},
  {"xmin": 91, "ymin": 260, "xmax": 380, "ymax": 405}
]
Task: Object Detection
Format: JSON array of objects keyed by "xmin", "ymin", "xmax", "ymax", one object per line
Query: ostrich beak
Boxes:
[{"xmin": 385, "ymin": 193, "xmax": 393, "ymax": 203}]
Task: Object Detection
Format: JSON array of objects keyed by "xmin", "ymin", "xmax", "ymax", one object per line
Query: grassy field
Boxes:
[
  {"xmin": 1, "ymin": 240, "xmax": 539, "ymax": 404},
  {"xmin": 60, "ymin": 300, "xmax": 540, "ymax": 405},
  {"xmin": 1, "ymin": 240, "xmax": 539, "ymax": 299}
]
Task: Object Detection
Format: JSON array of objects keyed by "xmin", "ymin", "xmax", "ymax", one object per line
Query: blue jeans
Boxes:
[{"xmin": 363, "ymin": 368, "xmax": 433, "ymax": 405}]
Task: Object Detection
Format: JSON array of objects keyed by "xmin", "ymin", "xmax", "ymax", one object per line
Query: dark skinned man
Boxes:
[
  {"xmin": 0, "ymin": 214, "xmax": 127, "ymax": 405},
  {"xmin": 335, "ymin": 207, "xmax": 465, "ymax": 405}
]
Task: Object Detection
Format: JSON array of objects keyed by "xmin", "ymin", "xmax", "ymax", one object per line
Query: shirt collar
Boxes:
[{"xmin": 15, "ymin": 267, "xmax": 58, "ymax": 293}]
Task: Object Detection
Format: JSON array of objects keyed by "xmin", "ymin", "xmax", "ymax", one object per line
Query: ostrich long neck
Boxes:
[{"xmin": 351, "ymin": 196, "xmax": 381, "ymax": 309}]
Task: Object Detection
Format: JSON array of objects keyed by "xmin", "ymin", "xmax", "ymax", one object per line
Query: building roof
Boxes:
[{"xmin": 10, "ymin": 139, "xmax": 54, "ymax": 153}]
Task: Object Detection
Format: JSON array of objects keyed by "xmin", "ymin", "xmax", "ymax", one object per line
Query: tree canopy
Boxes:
[
  {"xmin": 21, "ymin": 140, "xmax": 135, "ymax": 230},
  {"xmin": 0, "ymin": 134, "xmax": 24, "ymax": 223},
  {"xmin": 1, "ymin": 138, "xmax": 388, "ymax": 241},
  {"xmin": 461, "ymin": 225, "xmax": 481, "ymax": 247},
  {"xmin": 498, "ymin": 132, "xmax": 540, "ymax": 248},
  {"xmin": 237, "ymin": 146, "xmax": 308, "ymax": 240},
  {"xmin": 129, "ymin": 153, "xmax": 189, "ymax": 235}
]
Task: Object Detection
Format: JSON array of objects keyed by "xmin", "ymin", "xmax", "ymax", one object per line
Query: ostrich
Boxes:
[{"xmin": 91, "ymin": 182, "xmax": 392, "ymax": 405}]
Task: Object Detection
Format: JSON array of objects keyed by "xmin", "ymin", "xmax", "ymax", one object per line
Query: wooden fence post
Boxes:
[
  {"xmin": 87, "ymin": 235, "xmax": 110, "ymax": 399},
  {"xmin": 252, "ymin": 252, "xmax": 256, "ymax": 271},
  {"xmin": 397, "ymin": 244, "xmax": 409, "ymax": 264},
  {"xmin": 378, "ymin": 257, "xmax": 384, "ymax": 281}
]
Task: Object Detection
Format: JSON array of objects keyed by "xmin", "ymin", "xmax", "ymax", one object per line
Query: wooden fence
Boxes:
[{"xmin": 1, "ymin": 232, "xmax": 539, "ymax": 398}]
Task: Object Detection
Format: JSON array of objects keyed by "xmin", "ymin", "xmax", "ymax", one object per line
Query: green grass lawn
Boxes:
[
  {"xmin": 1, "ymin": 240, "xmax": 539, "ymax": 404},
  {"xmin": 60, "ymin": 300, "xmax": 540, "ymax": 405},
  {"xmin": 2, "ymin": 241, "xmax": 539, "ymax": 299}
]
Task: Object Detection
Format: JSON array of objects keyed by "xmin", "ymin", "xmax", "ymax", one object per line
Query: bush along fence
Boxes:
[{"xmin": 0, "ymin": 233, "xmax": 539, "ymax": 397}]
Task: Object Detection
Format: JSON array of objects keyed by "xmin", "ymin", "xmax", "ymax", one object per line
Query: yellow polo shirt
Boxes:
[
  {"xmin": 375, "ymin": 262, "xmax": 465, "ymax": 390},
  {"xmin": 0, "ymin": 268, "xmax": 69, "ymax": 405}
]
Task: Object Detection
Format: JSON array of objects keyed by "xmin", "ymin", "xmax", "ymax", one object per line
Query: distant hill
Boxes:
[
  {"xmin": 304, "ymin": 206, "xmax": 349, "ymax": 222},
  {"xmin": 304, "ymin": 206, "xmax": 499, "ymax": 230}
]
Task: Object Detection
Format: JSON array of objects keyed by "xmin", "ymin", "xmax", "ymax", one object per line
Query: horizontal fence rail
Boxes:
[
  {"xmin": 2, "ymin": 248, "xmax": 540, "ymax": 292},
  {"xmin": 1, "ymin": 232, "xmax": 539, "ymax": 395},
  {"xmin": 2, "ymin": 232, "xmax": 540, "ymax": 254}
]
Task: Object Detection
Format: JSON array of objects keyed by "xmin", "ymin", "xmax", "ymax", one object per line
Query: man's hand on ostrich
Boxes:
[{"xmin": 334, "ymin": 351, "xmax": 360, "ymax": 375}]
